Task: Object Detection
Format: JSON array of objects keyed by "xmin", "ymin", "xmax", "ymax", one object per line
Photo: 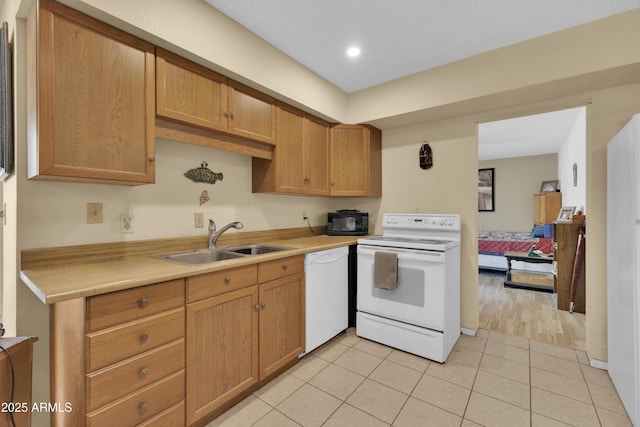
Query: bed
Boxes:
[{"xmin": 478, "ymin": 230, "xmax": 554, "ymax": 272}]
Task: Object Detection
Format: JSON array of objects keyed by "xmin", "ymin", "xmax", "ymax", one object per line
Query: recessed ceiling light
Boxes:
[{"xmin": 346, "ymin": 46, "xmax": 361, "ymax": 57}]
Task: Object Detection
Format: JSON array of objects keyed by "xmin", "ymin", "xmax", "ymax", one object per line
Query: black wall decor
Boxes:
[{"xmin": 419, "ymin": 143, "xmax": 432, "ymax": 169}]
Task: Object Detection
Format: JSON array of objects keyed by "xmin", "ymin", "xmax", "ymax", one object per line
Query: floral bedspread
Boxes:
[{"xmin": 478, "ymin": 231, "xmax": 553, "ymax": 255}]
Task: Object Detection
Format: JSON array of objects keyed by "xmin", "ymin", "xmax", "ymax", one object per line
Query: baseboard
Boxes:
[
  {"xmin": 460, "ymin": 327, "xmax": 476, "ymax": 337},
  {"xmin": 589, "ymin": 358, "xmax": 608, "ymax": 370}
]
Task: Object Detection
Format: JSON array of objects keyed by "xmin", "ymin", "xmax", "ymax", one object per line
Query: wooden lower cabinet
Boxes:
[
  {"xmin": 50, "ymin": 259, "xmax": 305, "ymax": 427},
  {"xmin": 50, "ymin": 280, "xmax": 186, "ymax": 427},
  {"xmin": 186, "ymin": 285, "xmax": 260, "ymax": 426},
  {"xmin": 186, "ymin": 257, "xmax": 305, "ymax": 425},
  {"xmin": 259, "ymin": 272, "xmax": 305, "ymax": 378}
]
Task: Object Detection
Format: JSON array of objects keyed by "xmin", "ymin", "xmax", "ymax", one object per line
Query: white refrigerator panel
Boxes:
[{"xmin": 607, "ymin": 114, "xmax": 640, "ymax": 427}]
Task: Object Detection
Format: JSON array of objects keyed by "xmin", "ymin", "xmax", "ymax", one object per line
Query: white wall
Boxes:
[
  {"xmin": 478, "ymin": 154, "xmax": 559, "ymax": 232},
  {"xmin": 20, "ymin": 139, "xmax": 339, "ymax": 249},
  {"xmin": 558, "ymin": 108, "xmax": 587, "ymax": 212}
]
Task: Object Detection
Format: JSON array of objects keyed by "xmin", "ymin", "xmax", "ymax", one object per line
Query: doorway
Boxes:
[{"xmin": 476, "ymin": 106, "xmax": 587, "ymax": 350}]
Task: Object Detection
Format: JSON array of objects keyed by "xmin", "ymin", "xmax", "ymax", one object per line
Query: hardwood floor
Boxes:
[{"xmin": 478, "ymin": 270, "xmax": 586, "ymax": 351}]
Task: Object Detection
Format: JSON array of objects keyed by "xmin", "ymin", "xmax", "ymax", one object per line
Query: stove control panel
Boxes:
[{"xmin": 382, "ymin": 214, "xmax": 460, "ymax": 231}]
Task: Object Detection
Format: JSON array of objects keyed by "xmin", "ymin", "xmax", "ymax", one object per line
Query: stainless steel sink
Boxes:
[
  {"xmin": 218, "ymin": 244, "xmax": 292, "ymax": 255},
  {"xmin": 153, "ymin": 249, "xmax": 245, "ymax": 266},
  {"xmin": 153, "ymin": 244, "xmax": 292, "ymax": 266}
]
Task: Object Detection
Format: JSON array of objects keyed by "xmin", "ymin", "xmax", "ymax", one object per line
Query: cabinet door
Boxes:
[
  {"xmin": 30, "ymin": 0, "xmax": 155, "ymax": 184},
  {"xmin": 533, "ymin": 194, "xmax": 543, "ymax": 225},
  {"xmin": 330, "ymin": 125, "xmax": 371, "ymax": 196},
  {"xmin": 259, "ymin": 273, "xmax": 305, "ymax": 379},
  {"xmin": 274, "ymin": 105, "xmax": 305, "ymax": 193},
  {"xmin": 227, "ymin": 80, "xmax": 277, "ymax": 145},
  {"xmin": 304, "ymin": 116, "xmax": 331, "ymax": 195},
  {"xmin": 186, "ymin": 286, "xmax": 259, "ymax": 425},
  {"xmin": 156, "ymin": 48, "xmax": 228, "ymax": 133}
]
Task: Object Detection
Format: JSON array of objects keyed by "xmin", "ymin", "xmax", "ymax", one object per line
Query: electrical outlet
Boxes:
[
  {"xmin": 194, "ymin": 212, "xmax": 204, "ymax": 228},
  {"xmin": 120, "ymin": 214, "xmax": 133, "ymax": 233},
  {"xmin": 87, "ymin": 203, "xmax": 103, "ymax": 224}
]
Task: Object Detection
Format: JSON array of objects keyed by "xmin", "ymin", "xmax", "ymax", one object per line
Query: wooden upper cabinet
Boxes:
[
  {"xmin": 155, "ymin": 51, "xmax": 276, "ymax": 158},
  {"xmin": 252, "ymin": 103, "xmax": 330, "ymax": 195},
  {"xmin": 27, "ymin": 0, "xmax": 156, "ymax": 184},
  {"xmin": 156, "ymin": 48, "xmax": 228, "ymax": 133},
  {"xmin": 227, "ymin": 81, "xmax": 277, "ymax": 145},
  {"xmin": 330, "ymin": 124, "xmax": 382, "ymax": 197},
  {"xmin": 305, "ymin": 115, "xmax": 331, "ymax": 195},
  {"xmin": 273, "ymin": 104, "xmax": 305, "ymax": 193}
]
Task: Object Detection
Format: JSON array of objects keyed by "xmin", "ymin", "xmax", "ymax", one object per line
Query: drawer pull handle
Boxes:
[
  {"xmin": 139, "ymin": 403, "xmax": 148, "ymax": 415},
  {"xmin": 140, "ymin": 333, "xmax": 149, "ymax": 343},
  {"xmin": 282, "ymin": 264, "xmax": 288, "ymax": 271},
  {"xmin": 225, "ymin": 276, "xmax": 231, "ymax": 285},
  {"xmin": 139, "ymin": 368, "xmax": 148, "ymax": 378},
  {"xmin": 139, "ymin": 298, "xmax": 149, "ymax": 307}
]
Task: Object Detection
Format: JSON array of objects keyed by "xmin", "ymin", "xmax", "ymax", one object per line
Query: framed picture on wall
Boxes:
[
  {"xmin": 0, "ymin": 21, "xmax": 14, "ymax": 182},
  {"xmin": 478, "ymin": 168, "xmax": 494, "ymax": 212}
]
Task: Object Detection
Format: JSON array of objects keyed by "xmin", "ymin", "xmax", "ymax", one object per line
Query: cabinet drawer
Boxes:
[
  {"xmin": 86, "ymin": 308, "xmax": 184, "ymax": 371},
  {"xmin": 86, "ymin": 339, "xmax": 185, "ymax": 412},
  {"xmin": 85, "ymin": 370, "xmax": 185, "ymax": 427},
  {"xmin": 187, "ymin": 264, "xmax": 257, "ymax": 302},
  {"xmin": 87, "ymin": 279, "xmax": 185, "ymax": 333},
  {"xmin": 258, "ymin": 255, "xmax": 304, "ymax": 283},
  {"xmin": 138, "ymin": 401, "xmax": 185, "ymax": 427}
]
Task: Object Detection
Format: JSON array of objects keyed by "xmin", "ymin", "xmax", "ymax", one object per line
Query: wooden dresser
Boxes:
[
  {"xmin": 0, "ymin": 336, "xmax": 38, "ymax": 427},
  {"xmin": 554, "ymin": 222, "xmax": 586, "ymax": 313},
  {"xmin": 533, "ymin": 192, "xmax": 562, "ymax": 225}
]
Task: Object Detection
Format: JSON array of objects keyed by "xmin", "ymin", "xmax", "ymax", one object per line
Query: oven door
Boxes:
[{"xmin": 357, "ymin": 244, "xmax": 446, "ymax": 331}]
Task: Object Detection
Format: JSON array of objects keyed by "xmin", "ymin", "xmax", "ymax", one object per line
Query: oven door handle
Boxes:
[{"xmin": 358, "ymin": 245, "xmax": 445, "ymax": 262}]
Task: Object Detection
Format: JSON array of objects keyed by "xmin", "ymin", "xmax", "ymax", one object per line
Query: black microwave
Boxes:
[{"xmin": 327, "ymin": 210, "xmax": 368, "ymax": 236}]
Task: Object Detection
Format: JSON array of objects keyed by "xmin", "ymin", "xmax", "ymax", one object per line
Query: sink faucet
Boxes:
[{"xmin": 209, "ymin": 219, "xmax": 244, "ymax": 248}]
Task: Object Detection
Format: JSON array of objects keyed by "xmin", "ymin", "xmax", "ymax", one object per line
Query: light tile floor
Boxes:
[{"xmin": 207, "ymin": 329, "xmax": 632, "ymax": 427}]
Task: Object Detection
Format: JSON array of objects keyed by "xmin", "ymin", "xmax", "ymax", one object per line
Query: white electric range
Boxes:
[{"xmin": 356, "ymin": 213, "xmax": 461, "ymax": 363}]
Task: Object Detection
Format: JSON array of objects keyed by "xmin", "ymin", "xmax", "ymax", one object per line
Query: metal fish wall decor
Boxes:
[{"xmin": 185, "ymin": 162, "xmax": 223, "ymax": 184}]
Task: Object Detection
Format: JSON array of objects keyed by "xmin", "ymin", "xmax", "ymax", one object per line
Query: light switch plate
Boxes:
[
  {"xmin": 194, "ymin": 212, "xmax": 204, "ymax": 228},
  {"xmin": 87, "ymin": 203, "xmax": 103, "ymax": 224}
]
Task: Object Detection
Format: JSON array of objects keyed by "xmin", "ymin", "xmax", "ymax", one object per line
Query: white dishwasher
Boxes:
[{"xmin": 304, "ymin": 246, "xmax": 349, "ymax": 353}]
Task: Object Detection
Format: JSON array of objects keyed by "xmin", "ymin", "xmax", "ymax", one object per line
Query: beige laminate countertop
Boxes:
[{"xmin": 20, "ymin": 235, "xmax": 361, "ymax": 305}]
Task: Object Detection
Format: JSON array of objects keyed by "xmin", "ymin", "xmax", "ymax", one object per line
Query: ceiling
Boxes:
[
  {"xmin": 204, "ymin": 0, "xmax": 639, "ymax": 94},
  {"xmin": 478, "ymin": 107, "xmax": 584, "ymax": 161},
  {"xmin": 203, "ymin": 1, "xmax": 636, "ymax": 159}
]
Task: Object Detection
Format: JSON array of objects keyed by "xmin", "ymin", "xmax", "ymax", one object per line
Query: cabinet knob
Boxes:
[
  {"xmin": 148, "ymin": 156, "xmax": 155, "ymax": 163},
  {"xmin": 282, "ymin": 264, "xmax": 288, "ymax": 271},
  {"xmin": 139, "ymin": 297, "xmax": 148, "ymax": 308},
  {"xmin": 254, "ymin": 304, "xmax": 260, "ymax": 311},
  {"xmin": 138, "ymin": 403, "xmax": 148, "ymax": 415},
  {"xmin": 224, "ymin": 276, "xmax": 231, "ymax": 285},
  {"xmin": 261, "ymin": 303, "xmax": 266, "ymax": 309},
  {"xmin": 230, "ymin": 112, "xmax": 235, "ymax": 120},
  {"xmin": 223, "ymin": 111, "xmax": 229, "ymax": 118},
  {"xmin": 139, "ymin": 368, "xmax": 148, "ymax": 378},
  {"xmin": 140, "ymin": 333, "xmax": 149, "ymax": 343}
]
